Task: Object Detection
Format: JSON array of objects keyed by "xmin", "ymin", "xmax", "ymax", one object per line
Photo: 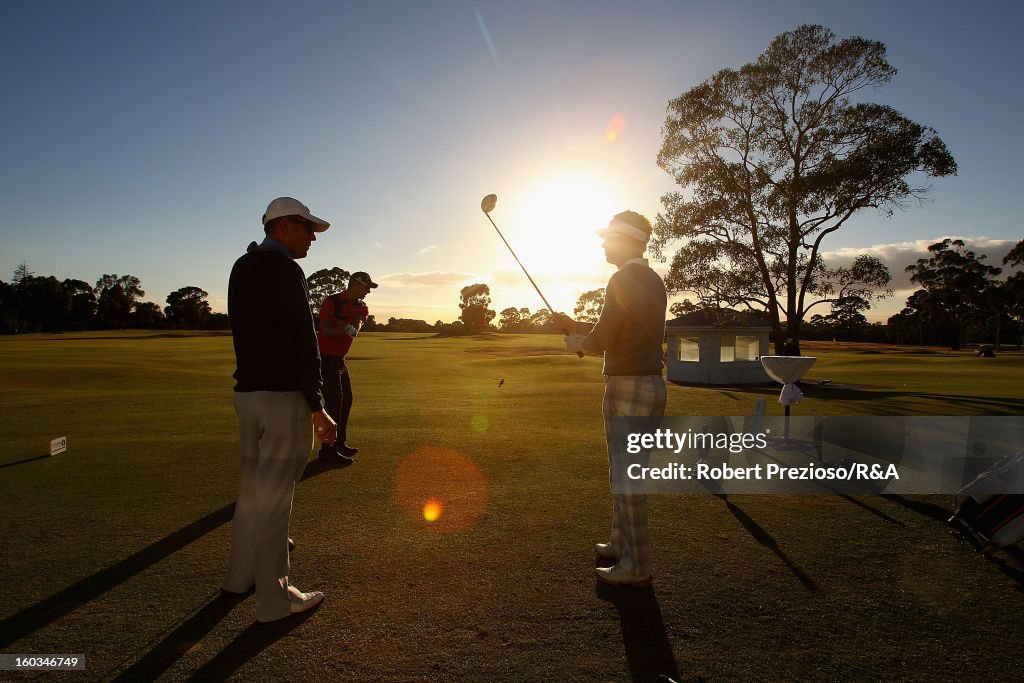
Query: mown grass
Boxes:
[{"xmin": 0, "ymin": 332, "xmax": 1021, "ymax": 682}]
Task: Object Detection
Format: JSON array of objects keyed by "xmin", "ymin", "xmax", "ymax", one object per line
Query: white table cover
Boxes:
[{"xmin": 760, "ymin": 356, "xmax": 817, "ymax": 406}]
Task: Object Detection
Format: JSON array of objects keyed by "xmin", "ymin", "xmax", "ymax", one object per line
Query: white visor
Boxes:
[{"xmin": 598, "ymin": 217, "xmax": 649, "ymax": 242}]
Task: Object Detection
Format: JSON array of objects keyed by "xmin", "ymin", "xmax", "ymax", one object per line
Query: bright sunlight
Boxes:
[{"xmin": 504, "ymin": 172, "xmax": 623, "ymax": 279}]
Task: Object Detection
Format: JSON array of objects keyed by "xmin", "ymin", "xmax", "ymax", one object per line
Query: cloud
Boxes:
[
  {"xmin": 819, "ymin": 236, "xmax": 1019, "ymax": 289},
  {"xmin": 489, "ymin": 266, "xmax": 615, "ymax": 289},
  {"xmin": 378, "ymin": 271, "xmax": 477, "ymax": 287},
  {"xmin": 491, "ymin": 268, "xmax": 528, "ymax": 288},
  {"xmin": 369, "ymin": 302, "xmax": 459, "ymax": 322},
  {"xmin": 657, "ymin": 235, "xmax": 1021, "ymax": 323},
  {"xmin": 418, "ymin": 244, "xmax": 438, "ymax": 255}
]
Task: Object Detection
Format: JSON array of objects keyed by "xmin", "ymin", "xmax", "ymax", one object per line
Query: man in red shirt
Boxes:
[{"xmin": 317, "ymin": 271, "xmax": 377, "ymax": 465}]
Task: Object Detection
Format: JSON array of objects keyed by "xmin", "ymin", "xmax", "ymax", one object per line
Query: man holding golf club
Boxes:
[
  {"xmin": 223, "ymin": 196, "xmax": 336, "ymax": 622},
  {"xmin": 553, "ymin": 211, "xmax": 667, "ymax": 587},
  {"xmin": 317, "ymin": 271, "xmax": 377, "ymax": 464}
]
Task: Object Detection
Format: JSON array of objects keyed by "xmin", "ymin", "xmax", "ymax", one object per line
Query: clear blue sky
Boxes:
[{"xmin": 2, "ymin": 1, "xmax": 1021, "ymax": 322}]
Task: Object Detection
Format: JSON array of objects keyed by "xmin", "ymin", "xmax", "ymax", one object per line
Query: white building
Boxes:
[{"xmin": 665, "ymin": 311, "xmax": 772, "ymax": 384}]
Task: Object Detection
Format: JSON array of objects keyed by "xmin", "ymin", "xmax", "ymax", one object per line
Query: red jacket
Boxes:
[{"xmin": 317, "ymin": 294, "xmax": 369, "ymax": 357}]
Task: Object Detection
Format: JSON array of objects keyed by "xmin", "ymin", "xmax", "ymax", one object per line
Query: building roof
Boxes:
[{"xmin": 666, "ymin": 309, "xmax": 773, "ymax": 329}]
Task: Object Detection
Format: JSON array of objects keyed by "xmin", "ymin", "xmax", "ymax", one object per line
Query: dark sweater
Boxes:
[
  {"xmin": 228, "ymin": 247, "xmax": 324, "ymax": 412},
  {"xmin": 583, "ymin": 260, "xmax": 667, "ymax": 376}
]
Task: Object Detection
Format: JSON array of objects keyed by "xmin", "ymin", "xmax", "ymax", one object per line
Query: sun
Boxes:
[{"xmin": 504, "ymin": 173, "xmax": 623, "ymax": 278}]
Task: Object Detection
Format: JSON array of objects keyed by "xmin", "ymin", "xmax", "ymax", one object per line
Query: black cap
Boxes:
[{"xmin": 350, "ymin": 272, "xmax": 378, "ymax": 289}]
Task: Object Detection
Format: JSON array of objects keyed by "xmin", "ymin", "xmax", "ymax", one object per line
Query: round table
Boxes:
[{"xmin": 760, "ymin": 355, "xmax": 817, "ymax": 438}]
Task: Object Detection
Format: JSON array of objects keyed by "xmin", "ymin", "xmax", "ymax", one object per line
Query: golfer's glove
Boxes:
[
  {"xmin": 344, "ymin": 324, "xmax": 359, "ymax": 337},
  {"xmin": 564, "ymin": 333, "xmax": 586, "ymax": 354}
]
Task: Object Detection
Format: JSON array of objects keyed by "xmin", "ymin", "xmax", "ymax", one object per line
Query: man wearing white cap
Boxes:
[
  {"xmin": 553, "ymin": 210, "xmax": 667, "ymax": 587},
  {"xmin": 223, "ymin": 196, "xmax": 337, "ymax": 622}
]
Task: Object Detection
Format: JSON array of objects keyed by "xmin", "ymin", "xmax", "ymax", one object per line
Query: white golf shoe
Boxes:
[
  {"xmin": 257, "ymin": 585, "xmax": 324, "ymax": 623},
  {"xmin": 595, "ymin": 563, "xmax": 651, "ymax": 588}
]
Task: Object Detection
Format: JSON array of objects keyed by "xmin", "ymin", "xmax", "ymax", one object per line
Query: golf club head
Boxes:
[{"xmin": 480, "ymin": 194, "xmax": 497, "ymax": 214}]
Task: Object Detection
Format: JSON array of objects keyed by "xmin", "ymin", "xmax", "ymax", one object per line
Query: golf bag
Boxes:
[{"xmin": 947, "ymin": 450, "xmax": 1024, "ymax": 550}]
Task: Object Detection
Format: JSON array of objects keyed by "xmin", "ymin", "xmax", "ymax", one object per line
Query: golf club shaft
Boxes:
[
  {"xmin": 483, "ymin": 213, "xmax": 555, "ymax": 313},
  {"xmin": 482, "ymin": 210, "xmax": 583, "ymax": 357}
]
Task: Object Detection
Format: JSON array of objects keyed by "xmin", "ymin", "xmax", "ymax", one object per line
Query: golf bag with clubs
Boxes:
[{"xmin": 947, "ymin": 449, "xmax": 1024, "ymax": 550}]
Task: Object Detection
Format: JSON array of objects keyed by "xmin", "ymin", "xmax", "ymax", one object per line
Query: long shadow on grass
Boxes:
[
  {"xmin": 800, "ymin": 387, "xmax": 1024, "ymax": 416},
  {"xmin": 716, "ymin": 494, "xmax": 820, "ymax": 593},
  {"xmin": 880, "ymin": 494, "xmax": 951, "ymax": 524},
  {"xmin": 0, "ymin": 453, "xmax": 51, "ymax": 469},
  {"xmin": 669, "ymin": 382, "xmax": 1024, "ymax": 416},
  {"xmin": 883, "ymin": 495, "xmax": 1024, "ymax": 591},
  {"xmin": 0, "ymin": 457, "xmax": 337, "ymax": 649},
  {"xmin": 694, "ymin": 471, "xmax": 820, "ymax": 592},
  {"xmin": 749, "ymin": 447, "xmax": 906, "ymax": 527},
  {"xmin": 182, "ymin": 607, "xmax": 320, "ymax": 681},
  {"xmin": 836, "ymin": 494, "xmax": 906, "ymax": 526},
  {"xmin": 980, "ymin": 548, "xmax": 1024, "ymax": 593},
  {"xmin": 109, "ymin": 590, "xmax": 250, "ymax": 682},
  {"xmin": 596, "ymin": 582, "xmax": 681, "ymax": 683},
  {"xmin": 29, "ymin": 331, "xmax": 231, "ymax": 341}
]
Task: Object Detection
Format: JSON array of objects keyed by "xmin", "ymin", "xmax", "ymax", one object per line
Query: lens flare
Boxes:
[
  {"xmin": 605, "ymin": 113, "xmax": 626, "ymax": 143},
  {"xmin": 423, "ymin": 499, "xmax": 443, "ymax": 522},
  {"xmin": 395, "ymin": 446, "xmax": 488, "ymax": 532},
  {"xmin": 471, "ymin": 413, "xmax": 490, "ymax": 433}
]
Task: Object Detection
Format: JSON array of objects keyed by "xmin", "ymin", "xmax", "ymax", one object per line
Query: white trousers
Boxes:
[{"xmin": 223, "ymin": 391, "xmax": 313, "ymax": 622}]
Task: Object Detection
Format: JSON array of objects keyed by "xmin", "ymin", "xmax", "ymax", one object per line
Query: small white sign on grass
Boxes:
[{"xmin": 50, "ymin": 436, "xmax": 67, "ymax": 456}]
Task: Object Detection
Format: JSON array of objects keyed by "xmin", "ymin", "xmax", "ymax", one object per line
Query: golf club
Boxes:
[{"xmin": 480, "ymin": 194, "xmax": 582, "ymax": 357}]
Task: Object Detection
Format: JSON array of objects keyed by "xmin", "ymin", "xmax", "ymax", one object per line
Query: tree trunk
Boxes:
[
  {"xmin": 769, "ymin": 303, "xmax": 784, "ymax": 354},
  {"xmin": 787, "ymin": 316, "xmax": 803, "ymax": 355}
]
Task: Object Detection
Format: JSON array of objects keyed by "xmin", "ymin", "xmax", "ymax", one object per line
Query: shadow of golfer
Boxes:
[
  {"xmin": 110, "ymin": 590, "xmax": 250, "ymax": 682},
  {"xmin": 182, "ymin": 607, "xmax": 320, "ymax": 681},
  {"xmin": 0, "ymin": 458, "xmax": 335, "ymax": 649},
  {"xmin": 596, "ymin": 581, "xmax": 681, "ymax": 683},
  {"xmin": 0, "ymin": 503, "xmax": 239, "ymax": 649},
  {"xmin": 715, "ymin": 494, "xmax": 820, "ymax": 593}
]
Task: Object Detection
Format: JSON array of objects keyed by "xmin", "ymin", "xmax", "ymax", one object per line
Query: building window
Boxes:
[
  {"xmin": 677, "ymin": 336, "xmax": 700, "ymax": 362},
  {"xmin": 736, "ymin": 335, "xmax": 760, "ymax": 361},
  {"xmin": 720, "ymin": 334, "xmax": 760, "ymax": 362}
]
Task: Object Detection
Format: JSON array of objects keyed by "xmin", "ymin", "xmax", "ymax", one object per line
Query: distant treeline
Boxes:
[
  {"xmin": 4, "ymin": 239, "xmax": 1023, "ymax": 351},
  {"xmin": 363, "ymin": 310, "xmax": 567, "ymax": 335},
  {"xmin": 0, "ymin": 264, "xmax": 225, "ymax": 333}
]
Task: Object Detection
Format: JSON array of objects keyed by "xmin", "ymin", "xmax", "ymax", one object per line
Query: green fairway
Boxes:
[{"xmin": 0, "ymin": 332, "xmax": 1022, "ymax": 681}]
